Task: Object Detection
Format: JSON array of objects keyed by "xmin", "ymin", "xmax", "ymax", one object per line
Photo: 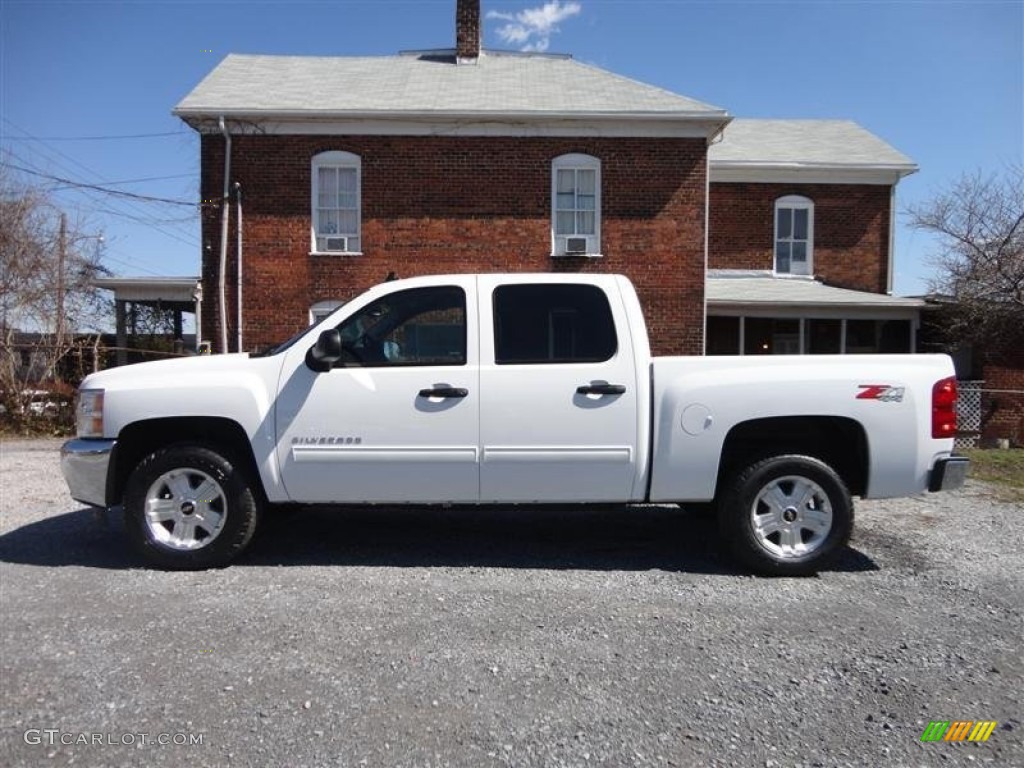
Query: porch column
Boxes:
[{"xmin": 115, "ymin": 299, "xmax": 127, "ymax": 367}]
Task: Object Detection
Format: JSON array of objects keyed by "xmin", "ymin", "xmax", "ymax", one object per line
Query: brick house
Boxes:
[
  {"xmin": 705, "ymin": 119, "xmax": 923, "ymax": 355},
  {"xmin": 978, "ymin": 353, "xmax": 1024, "ymax": 445},
  {"xmin": 173, "ymin": 0, "xmax": 922, "ymax": 360}
]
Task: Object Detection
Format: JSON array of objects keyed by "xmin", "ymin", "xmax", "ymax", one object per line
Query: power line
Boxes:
[
  {"xmin": 2, "ymin": 160, "xmax": 199, "ymax": 206},
  {"xmin": 1, "ymin": 120, "xmax": 206, "ymax": 287},
  {"xmin": 2, "ymin": 148, "xmax": 194, "ymax": 227},
  {"xmin": 100, "ymin": 250, "xmax": 176, "ymax": 278},
  {"xmin": 53, "ymin": 172, "xmax": 197, "ymax": 188},
  {"xmin": 86, "ymin": 203, "xmax": 198, "ymax": 226},
  {"xmin": 1, "ymin": 131, "xmax": 190, "ymax": 141},
  {"xmin": 30, "ymin": 191, "xmax": 200, "ymax": 232},
  {"xmin": 1, "ymin": 118, "xmax": 200, "ymax": 247},
  {"xmin": 2, "ymin": 118, "xmax": 200, "ymax": 213},
  {"xmin": 2, "ymin": 141, "xmax": 201, "ymax": 244}
]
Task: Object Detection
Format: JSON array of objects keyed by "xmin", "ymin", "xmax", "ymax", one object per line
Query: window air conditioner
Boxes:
[
  {"xmin": 324, "ymin": 236, "xmax": 348, "ymax": 252},
  {"xmin": 565, "ymin": 237, "xmax": 588, "ymax": 254}
]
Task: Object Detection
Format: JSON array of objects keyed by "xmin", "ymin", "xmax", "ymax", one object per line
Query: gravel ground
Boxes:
[{"xmin": 0, "ymin": 437, "xmax": 1021, "ymax": 768}]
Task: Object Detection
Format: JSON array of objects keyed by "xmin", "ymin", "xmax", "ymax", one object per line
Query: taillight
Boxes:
[{"xmin": 932, "ymin": 376, "xmax": 958, "ymax": 439}]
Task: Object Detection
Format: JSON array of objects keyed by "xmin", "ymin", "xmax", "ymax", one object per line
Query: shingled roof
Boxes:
[
  {"xmin": 707, "ymin": 273, "xmax": 925, "ymax": 309},
  {"xmin": 174, "ymin": 51, "xmax": 728, "ymax": 123},
  {"xmin": 710, "ymin": 119, "xmax": 916, "ymax": 175}
]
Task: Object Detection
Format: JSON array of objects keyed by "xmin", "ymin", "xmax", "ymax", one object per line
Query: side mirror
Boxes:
[{"xmin": 305, "ymin": 329, "xmax": 342, "ymax": 372}]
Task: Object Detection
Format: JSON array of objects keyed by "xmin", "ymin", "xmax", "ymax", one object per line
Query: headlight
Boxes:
[{"xmin": 76, "ymin": 389, "xmax": 105, "ymax": 438}]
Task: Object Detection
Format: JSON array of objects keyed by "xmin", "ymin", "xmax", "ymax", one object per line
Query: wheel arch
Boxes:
[
  {"xmin": 108, "ymin": 417, "xmax": 264, "ymax": 507},
  {"xmin": 716, "ymin": 415, "xmax": 869, "ymax": 499}
]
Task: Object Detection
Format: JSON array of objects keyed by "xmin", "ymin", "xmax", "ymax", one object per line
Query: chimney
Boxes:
[{"xmin": 456, "ymin": 0, "xmax": 481, "ymax": 63}]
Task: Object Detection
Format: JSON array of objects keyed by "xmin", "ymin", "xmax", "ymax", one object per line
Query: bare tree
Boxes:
[
  {"xmin": 908, "ymin": 166, "xmax": 1024, "ymax": 357},
  {"xmin": 0, "ymin": 166, "xmax": 109, "ymax": 431}
]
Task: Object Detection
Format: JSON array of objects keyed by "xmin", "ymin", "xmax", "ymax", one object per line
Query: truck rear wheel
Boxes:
[
  {"xmin": 720, "ymin": 455, "xmax": 852, "ymax": 576},
  {"xmin": 123, "ymin": 444, "xmax": 261, "ymax": 570}
]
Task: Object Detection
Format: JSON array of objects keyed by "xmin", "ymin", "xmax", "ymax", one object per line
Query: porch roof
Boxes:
[
  {"xmin": 707, "ymin": 272, "xmax": 926, "ymax": 310},
  {"xmin": 94, "ymin": 277, "xmax": 201, "ymax": 306}
]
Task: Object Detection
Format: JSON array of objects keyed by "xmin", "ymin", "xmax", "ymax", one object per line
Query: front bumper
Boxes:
[
  {"xmin": 928, "ymin": 455, "xmax": 970, "ymax": 493},
  {"xmin": 60, "ymin": 438, "xmax": 116, "ymax": 507}
]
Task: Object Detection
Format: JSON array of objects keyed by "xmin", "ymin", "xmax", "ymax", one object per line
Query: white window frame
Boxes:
[
  {"xmin": 311, "ymin": 151, "xmax": 361, "ymax": 255},
  {"xmin": 774, "ymin": 195, "xmax": 814, "ymax": 276},
  {"xmin": 309, "ymin": 299, "xmax": 345, "ymax": 326},
  {"xmin": 551, "ymin": 153, "xmax": 601, "ymax": 257},
  {"xmin": 706, "ymin": 312, "xmax": 918, "ymax": 355}
]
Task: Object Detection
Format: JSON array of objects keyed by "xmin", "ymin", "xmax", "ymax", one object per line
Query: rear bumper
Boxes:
[
  {"xmin": 928, "ymin": 455, "xmax": 970, "ymax": 493},
  {"xmin": 60, "ymin": 438, "xmax": 116, "ymax": 507}
]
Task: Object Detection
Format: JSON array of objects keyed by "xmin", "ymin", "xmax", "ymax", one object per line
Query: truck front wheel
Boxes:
[
  {"xmin": 720, "ymin": 455, "xmax": 852, "ymax": 576},
  {"xmin": 123, "ymin": 444, "xmax": 261, "ymax": 569}
]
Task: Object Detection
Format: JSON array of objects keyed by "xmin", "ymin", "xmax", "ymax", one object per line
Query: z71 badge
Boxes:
[{"xmin": 856, "ymin": 384, "xmax": 905, "ymax": 402}]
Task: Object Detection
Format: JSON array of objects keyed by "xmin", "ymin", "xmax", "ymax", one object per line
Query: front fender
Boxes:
[{"xmin": 84, "ymin": 354, "xmax": 287, "ymax": 502}]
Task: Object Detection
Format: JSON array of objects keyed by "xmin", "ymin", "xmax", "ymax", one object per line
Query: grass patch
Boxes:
[{"xmin": 965, "ymin": 448, "xmax": 1024, "ymax": 501}]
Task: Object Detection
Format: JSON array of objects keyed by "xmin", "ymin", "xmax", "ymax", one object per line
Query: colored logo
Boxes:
[
  {"xmin": 920, "ymin": 721, "xmax": 998, "ymax": 742},
  {"xmin": 856, "ymin": 384, "xmax": 905, "ymax": 402}
]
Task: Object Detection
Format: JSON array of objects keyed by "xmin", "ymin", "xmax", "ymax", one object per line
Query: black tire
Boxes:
[
  {"xmin": 719, "ymin": 454, "xmax": 852, "ymax": 576},
  {"xmin": 123, "ymin": 443, "xmax": 261, "ymax": 570}
]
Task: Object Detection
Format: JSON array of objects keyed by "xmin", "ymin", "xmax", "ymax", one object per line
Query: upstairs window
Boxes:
[
  {"xmin": 552, "ymin": 154, "xmax": 601, "ymax": 256},
  {"xmin": 311, "ymin": 151, "xmax": 361, "ymax": 254},
  {"xmin": 774, "ymin": 195, "xmax": 813, "ymax": 275}
]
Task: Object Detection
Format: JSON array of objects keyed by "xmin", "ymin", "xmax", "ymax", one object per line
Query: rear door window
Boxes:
[{"xmin": 493, "ymin": 284, "xmax": 617, "ymax": 364}]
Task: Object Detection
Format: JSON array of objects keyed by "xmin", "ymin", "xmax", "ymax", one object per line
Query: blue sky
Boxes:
[{"xmin": 1, "ymin": 0, "xmax": 1021, "ymax": 297}]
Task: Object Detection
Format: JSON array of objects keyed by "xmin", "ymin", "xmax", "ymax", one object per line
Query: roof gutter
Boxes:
[
  {"xmin": 173, "ymin": 107, "xmax": 732, "ymax": 123},
  {"xmin": 707, "ymin": 299, "xmax": 927, "ymax": 309},
  {"xmin": 709, "ymin": 159, "xmax": 919, "ymax": 178}
]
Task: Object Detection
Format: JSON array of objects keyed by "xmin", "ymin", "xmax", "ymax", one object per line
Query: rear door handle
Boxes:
[
  {"xmin": 418, "ymin": 387, "xmax": 469, "ymax": 399},
  {"xmin": 576, "ymin": 383, "xmax": 626, "ymax": 396}
]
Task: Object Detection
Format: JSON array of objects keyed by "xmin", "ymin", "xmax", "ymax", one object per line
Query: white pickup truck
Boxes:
[{"xmin": 62, "ymin": 273, "xmax": 967, "ymax": 575}]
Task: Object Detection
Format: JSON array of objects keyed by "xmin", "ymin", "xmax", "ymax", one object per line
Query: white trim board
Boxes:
[
  {"xmin": 710, "ymin": 166, "xmax": 913, "ymax": 185},
  {"xmin": 178, "ymin": 116, "xmax": 729, "ymax": 139},
  {"xmin": 707, "ymin": 305, "xmax": 920, "ymax": 320}
]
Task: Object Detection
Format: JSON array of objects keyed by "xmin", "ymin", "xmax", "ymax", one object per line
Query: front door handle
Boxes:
[
  {"xmin": 576, "ymin": 383, "xmax": 626, "ymax": 396},
  {"xmin": 418, "ymin": 387, "xmax": 469, "ymax": 399}
]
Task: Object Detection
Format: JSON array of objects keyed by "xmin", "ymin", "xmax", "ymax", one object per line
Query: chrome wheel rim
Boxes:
[
  {"xmin": 144, "ymin": 468, "xmax": 227, "ymax": 551},
  {"xmin": 750, "ymin": 475, "xmax": 833, "ymax": 559}
]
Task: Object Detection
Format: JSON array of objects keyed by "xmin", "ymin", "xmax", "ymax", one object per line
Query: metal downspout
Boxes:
[
  {"xmin": 235, "ymin": 181, "xmax": 242, "ymax": 353},
  {"xmin": 887, "ymin": 185, "xmax": 896, "ymax": 294},
  {"xmin": 193, "ymin": 281, "xmax": 203, "ymax": 353},
  {"xmin": 218, "ymin": 116, "xmax": 231, "ymax": 353}
]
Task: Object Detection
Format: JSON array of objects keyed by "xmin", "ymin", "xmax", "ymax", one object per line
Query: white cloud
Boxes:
[{"xmin": 487, "ymin": 2, "xmax": 582, "ymax": 53}]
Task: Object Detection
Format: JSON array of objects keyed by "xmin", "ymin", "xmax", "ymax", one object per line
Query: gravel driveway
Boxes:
[{"xmin": 1, "ymin": 438, "xmax": 1021, "ymax": 767}]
